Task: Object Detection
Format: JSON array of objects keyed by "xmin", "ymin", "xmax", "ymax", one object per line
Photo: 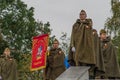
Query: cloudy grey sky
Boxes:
[{"xmin": 22, "ymin": 0, "xmax": 112, "ymax": 38}]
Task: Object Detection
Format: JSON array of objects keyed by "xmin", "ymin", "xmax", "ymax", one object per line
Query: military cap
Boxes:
[{"xmin": 100, "ymin": 29, "xmax": 106, "ymax": 35}]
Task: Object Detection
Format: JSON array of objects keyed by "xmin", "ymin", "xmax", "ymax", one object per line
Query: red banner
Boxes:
[{"xmin": 30, "ymin": 34, "xmax": 49, "ymax": 71}]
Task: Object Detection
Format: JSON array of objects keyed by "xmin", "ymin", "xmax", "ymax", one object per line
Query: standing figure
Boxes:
[
  {"xmin": 99, "ymin": 29, "xmax": 120, "ymax": 79},
  {"xmin": 68, "ymin": 10, "xmax": 96, "ymax": 79},
  {"xmin": 0, "ymin": 48, "xmax": 18, "ymax": 80},
  {"xmin": 45, "ymin": 39, "xmax": 65, "ymax": 80}
]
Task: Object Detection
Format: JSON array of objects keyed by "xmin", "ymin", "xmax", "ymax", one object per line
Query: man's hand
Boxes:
[
  {"xmin": 72, "ymin": 47, "xmax": 76, "ymax": 52},
  {"xmin": 86, "ymin": 26, "xmax": 89, "ymax": 29}
]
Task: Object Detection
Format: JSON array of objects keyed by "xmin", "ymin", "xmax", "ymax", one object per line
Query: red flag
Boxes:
[{"xmin": 30, "ymin": 34, "xmax": 49, "ymax": 71}]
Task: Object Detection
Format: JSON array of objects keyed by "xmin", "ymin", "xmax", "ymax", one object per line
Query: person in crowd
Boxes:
[
  {"xmin": 45, "ymin": 39, "xmax": 66, "ymax": 80},
  {"xmin": 0, "ymin": 48, "xmax": 18, "ymax": 80},
  {"xmin": 68, "ymin": 10, "xmax": 96, "ymax": 79},
  {"xmin": 99, "ymin": 29, "xmax": 120, "ymax": 79}
]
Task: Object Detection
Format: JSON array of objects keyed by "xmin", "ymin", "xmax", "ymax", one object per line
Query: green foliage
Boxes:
[
  {"xmin": 60, "ymin": 32, "xmax": 70, "ymax": 55},
  {"xmin": 0, "ymin": 0, "xmax": 38, "ymax": 54},
  {"xmin": 0, "ymin": 40, "xmax": 9, "ymax": 54},
  {"xmin": 17, "ymin": 53, "xmax": 44, "ymax": 80},
  {"xmin": 0, "ymin": 0, "xmax": 53, "ymax": 80},
  {"xmin": 36, "ymin": 21, "xmax": 55, "ymax": 46},
  {"xmin": 112, "ymin": 32, "xmax": 120, "ymax": 64},
  {"xmin": 105, "ymin": 2, "xmax": 120, "ymax": 36}
]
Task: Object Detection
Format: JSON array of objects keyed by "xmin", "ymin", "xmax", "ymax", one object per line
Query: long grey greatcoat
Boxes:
[
  {"xmin": 100, "ymin": 37, "xmax": 120, "ymax": 77},
  {"xmin": 69, "ymin": 19, "xmax": 96, "ymax": 65}
]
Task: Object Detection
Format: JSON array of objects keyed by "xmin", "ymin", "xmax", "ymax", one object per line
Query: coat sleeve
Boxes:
[
  {"xmin": 70, "ymin": 24, "xmax": 76, "ymax": 47},
  {"xmin": 68, "ymin": 23, "xmax": 76, "ymax": 66}
]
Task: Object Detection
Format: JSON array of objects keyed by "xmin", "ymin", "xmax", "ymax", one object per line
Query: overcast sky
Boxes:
[{"xmin": 22, "ymin": 0, "xmax": 112, "ymax": 38}]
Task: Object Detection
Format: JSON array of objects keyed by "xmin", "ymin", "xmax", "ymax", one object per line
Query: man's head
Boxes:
[
  {"xmin": 53, "ymin": 39, "xmax": 59, "ymax": 49},
  {"xmin": 100, "ymin": 29, "xmax": 107, "ymax": 40},
  {"xmin": 3, "ymin": 48, "xmax": 10, "ymax": 56},
  {"xmin": 79, "ymin": 10, "xmax": 87, "ymax": 20}
]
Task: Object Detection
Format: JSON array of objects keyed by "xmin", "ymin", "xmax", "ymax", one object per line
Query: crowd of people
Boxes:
[
  {"xmin": 45, "ymin": 10, "xmax": 120, "ymax": 80},
  {"xmin": 0, "ymin": 10, "xmax": 120, "ymax": 80}
]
